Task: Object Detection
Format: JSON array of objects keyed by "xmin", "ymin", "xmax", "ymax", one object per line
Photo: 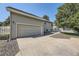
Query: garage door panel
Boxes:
[{"xmin": 17, "ymin": 24, "xmax": 41, "ymax": 37}]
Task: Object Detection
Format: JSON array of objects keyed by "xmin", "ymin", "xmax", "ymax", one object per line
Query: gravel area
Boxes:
[{"xmin": 0, "ymin": 39, "xmax": 19, "ymax": 56}]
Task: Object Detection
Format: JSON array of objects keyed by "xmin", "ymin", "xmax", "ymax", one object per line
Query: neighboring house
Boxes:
[
  {"xmin": 53, "ymin": 24, "xmax": 59, "ymax": 32},
  {"xmin": 7, "ymin": 7, "xmax": 53, "ymax": 39}
]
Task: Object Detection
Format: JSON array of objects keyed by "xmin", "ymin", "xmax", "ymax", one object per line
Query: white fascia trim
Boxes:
[{"xmin": 16, "ymin": 22, "xmax": 41, "ymax": 27}]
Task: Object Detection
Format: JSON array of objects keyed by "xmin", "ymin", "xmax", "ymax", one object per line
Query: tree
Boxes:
[
  {"xmin": 0, "ymin": 22, "xmax": 2, "ymax": 26},
  {"xmin": 0, "ymin": 17, "xmax": 10, "ymax": 26},
  {"xmin": 3, "ymin": 17, "xmax": 10, "ymax": 26},
  {"xmin": 56, "ymin": 3, "xmax": 79, "ymax": 33},
  {"xmin": 67, "ymin": 12, "xmax": 79, "ymax": 32},
  {"xmin": 43, "ymin": 15, "xmax": 49, "ymax": 21}
]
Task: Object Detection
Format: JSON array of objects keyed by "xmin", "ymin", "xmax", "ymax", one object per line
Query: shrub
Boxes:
[{"xmin": 0, "ymin": 34, "xmax": 9, "ymax": 40}]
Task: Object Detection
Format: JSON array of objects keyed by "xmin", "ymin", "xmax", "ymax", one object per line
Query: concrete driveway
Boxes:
[{"xmin": 16, "ymin": 32, "xmax": 79, "ymax": 56}]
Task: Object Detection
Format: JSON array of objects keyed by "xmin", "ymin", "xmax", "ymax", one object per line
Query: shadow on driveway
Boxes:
[
  {"xmin": 50, "ymin": 32, "xmax": 79, "ymax": 39},
  {"xmin": 17, "ymin": 32, "xmax": 54, "ymax": 39}
]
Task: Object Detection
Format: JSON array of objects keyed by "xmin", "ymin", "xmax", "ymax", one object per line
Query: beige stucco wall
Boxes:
[{"xmin": 11, "ymin": 12, "xmax": 44, "ymax": 39}]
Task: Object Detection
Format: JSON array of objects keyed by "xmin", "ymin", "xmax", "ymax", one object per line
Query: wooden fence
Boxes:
[
  {"xmin": 0, "ymin": 26, "xmax": 10, "ymax": 34},
  {"xmin": 0, "ymin": 26, "xmax": 10, "ymax": 40}
]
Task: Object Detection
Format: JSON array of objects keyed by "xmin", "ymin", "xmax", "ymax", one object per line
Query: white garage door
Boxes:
[{"xmin": 17, "ymin": 24, "xmax": 42, "ymax": 37}]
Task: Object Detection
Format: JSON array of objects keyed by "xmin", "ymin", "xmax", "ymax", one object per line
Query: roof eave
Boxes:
[{"xmin": 7, "ymin": 7, "xmax": 52, "ymax": 23}]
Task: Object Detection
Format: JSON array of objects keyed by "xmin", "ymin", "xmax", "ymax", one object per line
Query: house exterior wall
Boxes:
[
  {"xmin": 44, "ymin": 22, "xmax": 52, "ymax": 32},
  {"xmin": 11, "ymin": 12, "xmax": 44, "ymax": 39}
]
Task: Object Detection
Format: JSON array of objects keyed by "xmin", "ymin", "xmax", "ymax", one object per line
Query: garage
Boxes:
[
  {"xmin": 17, "ymin": 24, "xmax": 42, "ymax": 37},
  {"xmin": 7, "ymin": 7, "xmax": 52, "ymax": 39}
]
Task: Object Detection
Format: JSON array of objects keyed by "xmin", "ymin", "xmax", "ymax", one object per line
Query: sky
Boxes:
[{"xmin": 0, "ymin": 3, "xmax": 63, "ymax": 22}]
